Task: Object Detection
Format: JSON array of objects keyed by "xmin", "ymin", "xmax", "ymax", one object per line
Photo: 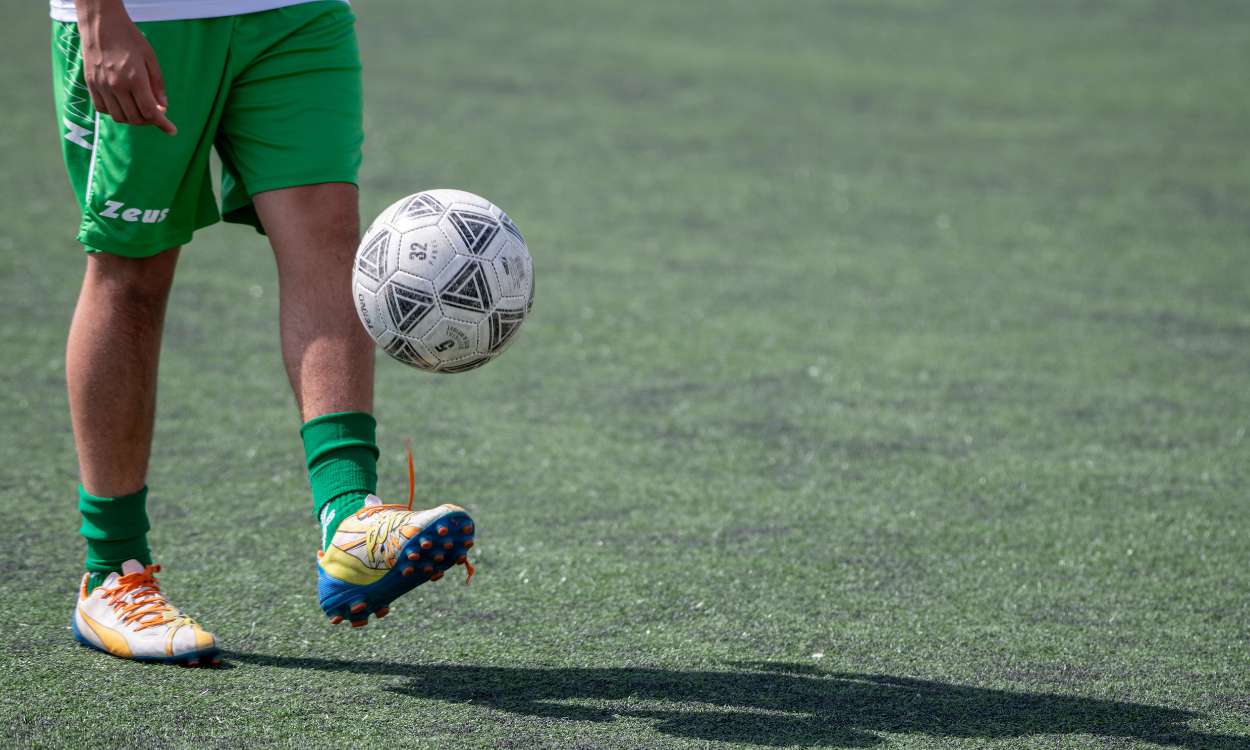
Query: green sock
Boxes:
[
  {"xmin": 86, "ymin": 571, "xmax": 112, "ymax": 593},
  {"xmin": 79, "ymin": 485, "xmax": 152, "ymax": 593},
  {"xmin": 301, "ymin": 411, "xmax": 379, "ymax": 550}
]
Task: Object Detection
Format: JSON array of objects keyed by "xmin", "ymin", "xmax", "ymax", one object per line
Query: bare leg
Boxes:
[
  {"xmin": 67, "ymin": 248, "xmax": 180, "ymax": 497},
  {"xmin": 253, "ymin": 183, "xmax": 374, "ymax": 420}
]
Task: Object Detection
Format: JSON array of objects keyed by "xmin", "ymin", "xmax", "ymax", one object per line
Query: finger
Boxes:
[
  {"xmin": 99, "ymin": 89, "xmax": 131, "ymax": 124},
  {"xmin": 114, "ymin": 90, "xmax": 144, "ymax": 125},
  {"xmin": 86, "ymin": 83, "xmax": 109, "ymax": 116},
  {"xmin": 151, "ymin": 106, "xmax": 177, "ymax": 136},
  {"xmin": 145, "ymin": 56, "xmax": 168, "ymax": 109},
  {"xmin": 99, "ymin": 79, "xmax": 140, "ymax": 124},
  {"xmin": 133, "ymin": 80, "xmax": 177, "ymax": 136}
]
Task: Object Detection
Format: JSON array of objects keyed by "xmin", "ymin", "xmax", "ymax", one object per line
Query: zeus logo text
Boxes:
[{"xmin": 100, "ymin": 201, "xmax": 170, "ymax": 224}]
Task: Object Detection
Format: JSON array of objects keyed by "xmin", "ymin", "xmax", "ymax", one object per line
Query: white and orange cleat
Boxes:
[{"xmin": 72, "ymin": 560, "xmax": 219, "ymax": 666}]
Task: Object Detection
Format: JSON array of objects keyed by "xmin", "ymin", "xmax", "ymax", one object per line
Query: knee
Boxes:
[{"xmin": 83, "ymin": 249, "xmax": 179, "ymax": 312}]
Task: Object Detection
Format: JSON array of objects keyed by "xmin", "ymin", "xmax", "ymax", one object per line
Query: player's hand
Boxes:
[{"xmin": 76, "ymin": 0, "xmax": 177, "ymax": 136}]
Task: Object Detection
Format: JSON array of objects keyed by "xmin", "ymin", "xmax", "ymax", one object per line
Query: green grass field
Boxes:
[{"xmin": 2, "ymin": 1, "xmax": 1249, "ymax": 747}]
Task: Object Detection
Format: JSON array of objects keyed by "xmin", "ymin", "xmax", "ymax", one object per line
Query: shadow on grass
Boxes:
[{"xmin": 226, "ymin": 654, "xmax": 1243, "ymax": 748}]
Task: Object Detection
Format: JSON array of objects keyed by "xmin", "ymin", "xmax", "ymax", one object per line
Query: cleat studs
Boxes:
[
  {"xmin": 423, "ymin": 565, "xmax": 434, "ymax": 574},
  {"xmin": 408, "ymin": 551, "xmax": 420, "ymax": 561},
  {"xmin": 463, "ymin": 540, "xmax": 474, "ymax": 549},
  {"xmin": 431, "ymin": 571, "xmax": 444, "ymax": 582},
  {"xmin": 457, "ymin": 555, "xmax": 466, "ymax": 564},
  {"xmin": 434, "ymin": 553, "xmax": 445, "ymax": 562},
  {"xmin": 350, "ymin": 619, "xmax": 368, "ymax": 628},
  {"xmin": 211, "ymin": 657, "xmax": 222, "ymax": 667},
  {"xmin": 420, "ymin": 539, "xmax": 433, "ymax": 550},
  {"xmin": 462, "ymin": 524, "xmax": 473, "ymax": 534},
  {"xmin": 375, "ymin": 607, "xmax": 390, "ymax": 619},
  {"xmin": 329, "ymin": 615, "xmax": 344, "ymax": 625},
  {"xmin": 185, "ymin": 659, "xmax": 199, "ymax": 668},
  {"xmin": 403, "ymin": 566, "xmax": 414, "ymax": 576},
  {"xmin": 444, "ymin": 541, "xmax": 454, "ymax": 550},
  {"xmin": 437, "ymin": 526, "xmax": 448, "ymax": 536},
  {"xmin": 350, "ymin": 602, "xmax": 367, "ymax": 614}
]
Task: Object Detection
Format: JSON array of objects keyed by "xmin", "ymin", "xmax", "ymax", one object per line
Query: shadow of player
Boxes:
[{"xmin": 226, "ymin": 654, "xmax": 1246, "ymax": 748}]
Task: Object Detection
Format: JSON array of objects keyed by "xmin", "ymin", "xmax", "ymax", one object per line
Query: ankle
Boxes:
[
  {"xmin": 85, "ymin": 570, "xmax": 114, "ymax": 594},
  {"xmin": 79, "ymin": 485, "xmax": 152, "ymax": 585},
  {"xmin": 319, "ymin": 492, "xmax": 369, "ymax": 549}
]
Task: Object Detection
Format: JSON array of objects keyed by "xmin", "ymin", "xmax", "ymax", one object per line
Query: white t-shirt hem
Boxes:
[{"xmin": 50, "ymin": 0, "xmax": 347, "ymax": 23}]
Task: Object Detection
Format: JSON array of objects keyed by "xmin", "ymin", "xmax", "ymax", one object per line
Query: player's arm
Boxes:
[{"xmin": 74, "ymin": 0, "xmax": 176, "ymax": 135}]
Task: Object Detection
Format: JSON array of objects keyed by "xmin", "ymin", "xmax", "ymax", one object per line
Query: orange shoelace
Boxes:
[
  {"xmin": 351, "ymin": 439, "xmax": 475, "ymax": 584},
  {"xmin": 101, "ymin": 564, "xmax": 190, "ymax": 631},
  {"xmin": 352, "ymin": 435, "xmax": 422, "ymax": 522}
]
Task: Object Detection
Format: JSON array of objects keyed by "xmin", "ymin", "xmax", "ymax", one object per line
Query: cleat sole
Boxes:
[
  {"xmin": 71, "ymin": 617, "xmax": 221, "ymax": 666},
  {"xmin": 318, "ymin": 507, "xmax": 475, "ymax": 624}
]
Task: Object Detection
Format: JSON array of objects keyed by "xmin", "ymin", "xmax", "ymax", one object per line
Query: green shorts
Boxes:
[{"xmin": 51, "ymin": 1, "xmax": 362, "ymax": 257}]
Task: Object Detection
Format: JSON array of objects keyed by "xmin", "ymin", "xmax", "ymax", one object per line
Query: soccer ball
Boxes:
[{"xmin": 352, "ymin": 189, "xmax": 534, "ymax": 373}]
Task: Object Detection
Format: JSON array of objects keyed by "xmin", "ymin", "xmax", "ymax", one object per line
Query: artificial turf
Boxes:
[{"xmin": 1, "ymin": 1, "xmax": 1248, "ymax": 747}]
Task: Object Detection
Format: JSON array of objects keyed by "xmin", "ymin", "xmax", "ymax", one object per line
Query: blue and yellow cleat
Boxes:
[{"xmin": 317, "ymin": 495, "xmax": 475, "ymax": 627}]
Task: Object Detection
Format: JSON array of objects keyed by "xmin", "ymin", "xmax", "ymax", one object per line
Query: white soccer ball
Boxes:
[{"xmin": 352, "ymin": 189, "xmax": 534, "ymax": 373}]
